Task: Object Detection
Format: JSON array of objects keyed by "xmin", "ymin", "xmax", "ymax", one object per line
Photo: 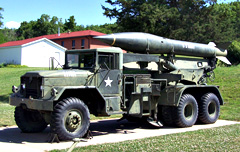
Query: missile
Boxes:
[{"xmin": 94, "ymin": 32, "xmax": 231, "ymax": 64}]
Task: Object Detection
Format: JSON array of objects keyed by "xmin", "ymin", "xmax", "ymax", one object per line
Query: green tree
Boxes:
[
  {"xmin": 206, "ymin": 2, "xmax": 240, "ymax": 65},
  {"xmin": 85, "ymin": 23, "xmax": 120, "ymax": 34},
  {"xmin": 0, "ymin": 7, "xmax": 3, "ymax": 28},
  {"xmin": 33, "ymin": 14, "xmax": 52, "ymax": 36},
  {"xmin": 75, "ymin": 24, "xmax": 85, "ymax": 31},
  {"xmin": 102, "ymin": 0, "xmax": 218, "ymax": 42},
  {"xmin": 230, "ymin": 2, "xmax": 240, "ymax": 41},
  {"xmin": 47, "ymin": 16, "xmax": 64, "ymax": 35},
  {"xmin": 64, "ymin": 16, "xmax": 77, "ymax": 32},
  {"xmin": 16, "ymin": 21, "xmax": 36, "ymax": 39},
  {"xmin": 0, "ymin": 30, "xmax": 7, "ymax": 44},
  {"xmin": 16, "ymin": 14, "xmax": 65, "ymax": 39},
  {"xmin": 1, "ymin": 28, "xmax": 17, "ymax": 41},
  {"xmin": 0, "ymin": 7, "xmax": 6, "ymax": 44},
  {"xmin": 202, "ymin": 3, "xmax": 237, "ymax": 44}
]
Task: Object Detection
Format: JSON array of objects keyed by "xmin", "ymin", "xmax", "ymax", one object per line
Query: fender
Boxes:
[
  {"xmin": 158, "ymin": 85, "xmax": 224, "ymax": 106},
  {"xmin": 52, "ymin": 86, "xmax": 110, "ymax": 116},
  {"xmin": 53, "ymin": 86, "xmax": 104, "ymax": 101}
]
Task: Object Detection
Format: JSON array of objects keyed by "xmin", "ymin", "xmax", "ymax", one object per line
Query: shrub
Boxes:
[
  {"xmin": 0, "ymin": 63, "xmax": 28, "ymax": 68},
  {"xmin": 227, "ymin": 41, "xmax": 240, "ymax": 65},
  {"xmin": 6, "ymin": 64, "xmax": 28, "ymax": 68},
  {"xmin": 0, "ymin": 63, "xmax": 5, "ymax": 68}
]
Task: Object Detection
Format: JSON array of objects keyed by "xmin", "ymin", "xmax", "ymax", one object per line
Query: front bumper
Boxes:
[{"xmin": 9, "ymin": 95, "xmax": 54, "ymax": 111}]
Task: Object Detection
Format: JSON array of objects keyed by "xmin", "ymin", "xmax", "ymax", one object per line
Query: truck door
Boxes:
[{"xmin": 97, "ymin": 52, "xmax": 121, "ymax": 95}]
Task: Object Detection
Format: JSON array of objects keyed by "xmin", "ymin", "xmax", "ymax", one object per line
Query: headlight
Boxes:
[
  {"xmin": 12, "ymin": 86, "xmax": 18, "ymax": 93},
  {"xmin": 21, "ymin": 84, "xmax": 25, "ymax": 90},
  {"xmin": 51, "ymin": 88, "xmax": 58, "ymax": 97}
]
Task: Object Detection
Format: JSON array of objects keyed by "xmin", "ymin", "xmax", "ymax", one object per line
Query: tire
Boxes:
[
  {"xmin": 14, "ymin": 106, "xmax": 48, "ymax": 133},
  {"xmin": 198, "ymin": 93, "xmax": 220, "ymax": 124},
  {"xmin": 174, "ymin": 94, "xmax": 198, "ymax": 127},
  {"xmin": 161, "ymin": 106, "xmax": 174, "ymax": 126},
  {"xmin": 50, "ymin": 98, "xmax": 90, "ymax": 141}
]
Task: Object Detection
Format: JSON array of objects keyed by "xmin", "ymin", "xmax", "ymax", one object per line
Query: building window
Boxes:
[
  {"xmin": 81, "ymin": 39, "xmax": 85, "ymax": 49},
  {"xmin": 61, "ymin": 41, "xmax": 64, "ymax": 47},
  {"xmin": 72, "ymin": 40, "xmax": 75, "ymax": 49}
]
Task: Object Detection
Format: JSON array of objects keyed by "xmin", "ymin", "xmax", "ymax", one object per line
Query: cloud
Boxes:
[{"xmin": 5, "ymin": 21, "xmax": 21, "ymax": 29}]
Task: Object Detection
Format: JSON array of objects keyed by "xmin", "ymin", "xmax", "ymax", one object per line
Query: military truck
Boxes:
[{"xmin": 10, "ymin": 32, "xmax": 228, "ymax": 141}]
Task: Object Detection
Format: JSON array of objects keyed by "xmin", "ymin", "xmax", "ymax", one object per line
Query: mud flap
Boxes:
[{"xmin": 127, "ymin": 87, "xmax": 152, "ymax": 117}]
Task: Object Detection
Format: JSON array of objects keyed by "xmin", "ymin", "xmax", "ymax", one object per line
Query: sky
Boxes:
[
  {"xmin": 0, "ymin": 0, "xmax": 238, "ymax": 29},
  {"xmin": 1, "ymin": 0, "xmax": 117, "ymax": 29}
]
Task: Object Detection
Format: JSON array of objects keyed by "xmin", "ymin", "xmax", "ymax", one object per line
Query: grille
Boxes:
[{"xmin": 21, "ymin": 76, "xmax": 42, "ymax": 98}]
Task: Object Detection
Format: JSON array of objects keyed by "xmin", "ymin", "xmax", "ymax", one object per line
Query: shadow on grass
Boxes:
[{"xmin": 0, "ymin": 94, "xmax": 10, "ymax": 104}]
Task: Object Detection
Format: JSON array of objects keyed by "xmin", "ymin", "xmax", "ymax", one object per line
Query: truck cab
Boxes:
[{"xmin": 64, "ymin": 48, "xmax": 123, "ymax": 96}]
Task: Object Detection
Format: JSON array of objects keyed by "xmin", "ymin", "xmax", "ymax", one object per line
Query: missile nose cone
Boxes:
[
  {"xmin": 94, "ymin": 32, "xmax": 149, "ymax": 52},
  {"xmin": 94, "ymin": 34, "xmax": 116, "ymax": 46}
]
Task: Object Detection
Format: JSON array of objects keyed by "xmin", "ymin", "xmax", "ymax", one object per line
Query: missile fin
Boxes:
[
  {"xmin": 216, "ymin": 42, "xmax": 232, "ymax": 50},
  {"xmin": 216, "ymin": 56, "xmax": 231, "ymax": 65},
  {"xmin": 208, "ymin": 42, "xmax": 232, "ymax": 50},
  {"xmin": 208, "ymin": 42, "xmax": 216, "ymax": 47}
]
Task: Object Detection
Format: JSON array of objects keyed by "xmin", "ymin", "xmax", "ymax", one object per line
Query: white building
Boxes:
[{"xmin": 0, "ymin": 37, "xmax": 66, "ymax": 67}]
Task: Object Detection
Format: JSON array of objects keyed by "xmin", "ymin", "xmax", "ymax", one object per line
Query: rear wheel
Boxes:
[
  {"xmin": 15, "ymin": 106, "xmax": 48, "ymax": 133},
  {"xmin": 51, "ymin": 98, "xmax": 90, "ymax": 141},
  {"xmin": 198, "ymin": 93, "xmax": 220, "ymax": 124},
  {"xmin": 174, "ymin": 94, "xmax": 198, "ymax": 127},
  {"xmin": 161, "ymin": 106, "xmax": 174, "ymax": 126}
]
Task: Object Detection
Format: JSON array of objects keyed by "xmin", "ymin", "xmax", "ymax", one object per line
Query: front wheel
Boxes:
[
  {"xmin": 174, "ymin": 94, "xmax": 198, "ymax": 127},
  {"xmin": 198, "ymin": 93, "xmax": 220, "ymax": 124},
  {"xmin": 50, "ymin": 98, "xmax": 90, "ymax": 141},
  {"xmin": 15, "ymin": 106, "xmax": 48, "ymax": 133}
]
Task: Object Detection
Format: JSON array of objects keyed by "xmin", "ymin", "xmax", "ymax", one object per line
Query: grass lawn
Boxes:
[
  {"xmin": 208, "ymin": 65, "xmax": 240, "ymax": 121},
  {"xmin": 51, "ymin": 124, "xmax": 240, "ymax": 152},
  {"xmin": 0, "ymin": 67, "xmax": 48, "ymax": 126}
]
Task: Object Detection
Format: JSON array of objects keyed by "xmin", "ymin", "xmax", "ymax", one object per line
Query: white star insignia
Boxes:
[{"xmin": 104, "ymin": 77, "xmax": 113, "ymax": 87}]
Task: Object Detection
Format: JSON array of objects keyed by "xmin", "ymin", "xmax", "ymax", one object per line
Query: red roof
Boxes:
[{"xmin": 0, "ymin": 30, "xmax": 106, "ymax": 48}]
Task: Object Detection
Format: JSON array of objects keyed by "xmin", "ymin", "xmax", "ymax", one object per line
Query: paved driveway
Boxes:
[{"xmin": 0, "ymin": 119, "xmax": 239, "ymax": 152}]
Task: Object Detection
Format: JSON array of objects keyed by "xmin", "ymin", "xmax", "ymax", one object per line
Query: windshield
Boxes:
[{"xmin": 65, "ymin": 52, "xmax": 95, "ymax": 69}]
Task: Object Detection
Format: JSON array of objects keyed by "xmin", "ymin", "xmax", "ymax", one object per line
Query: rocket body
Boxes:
[{"xmin": 94, "ymin": 32, "xmax": 227, "ymax": 58}]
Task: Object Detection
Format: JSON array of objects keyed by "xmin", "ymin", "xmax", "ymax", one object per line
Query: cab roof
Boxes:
[{"xmin": 66, "ymin": 47, "xmax": 123, "ymax": 54}]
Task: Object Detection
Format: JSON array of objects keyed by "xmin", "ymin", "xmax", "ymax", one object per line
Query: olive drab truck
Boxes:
[{"xmin": 10, "ymin": 32, "xmax": 230, "ymax": 141}]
